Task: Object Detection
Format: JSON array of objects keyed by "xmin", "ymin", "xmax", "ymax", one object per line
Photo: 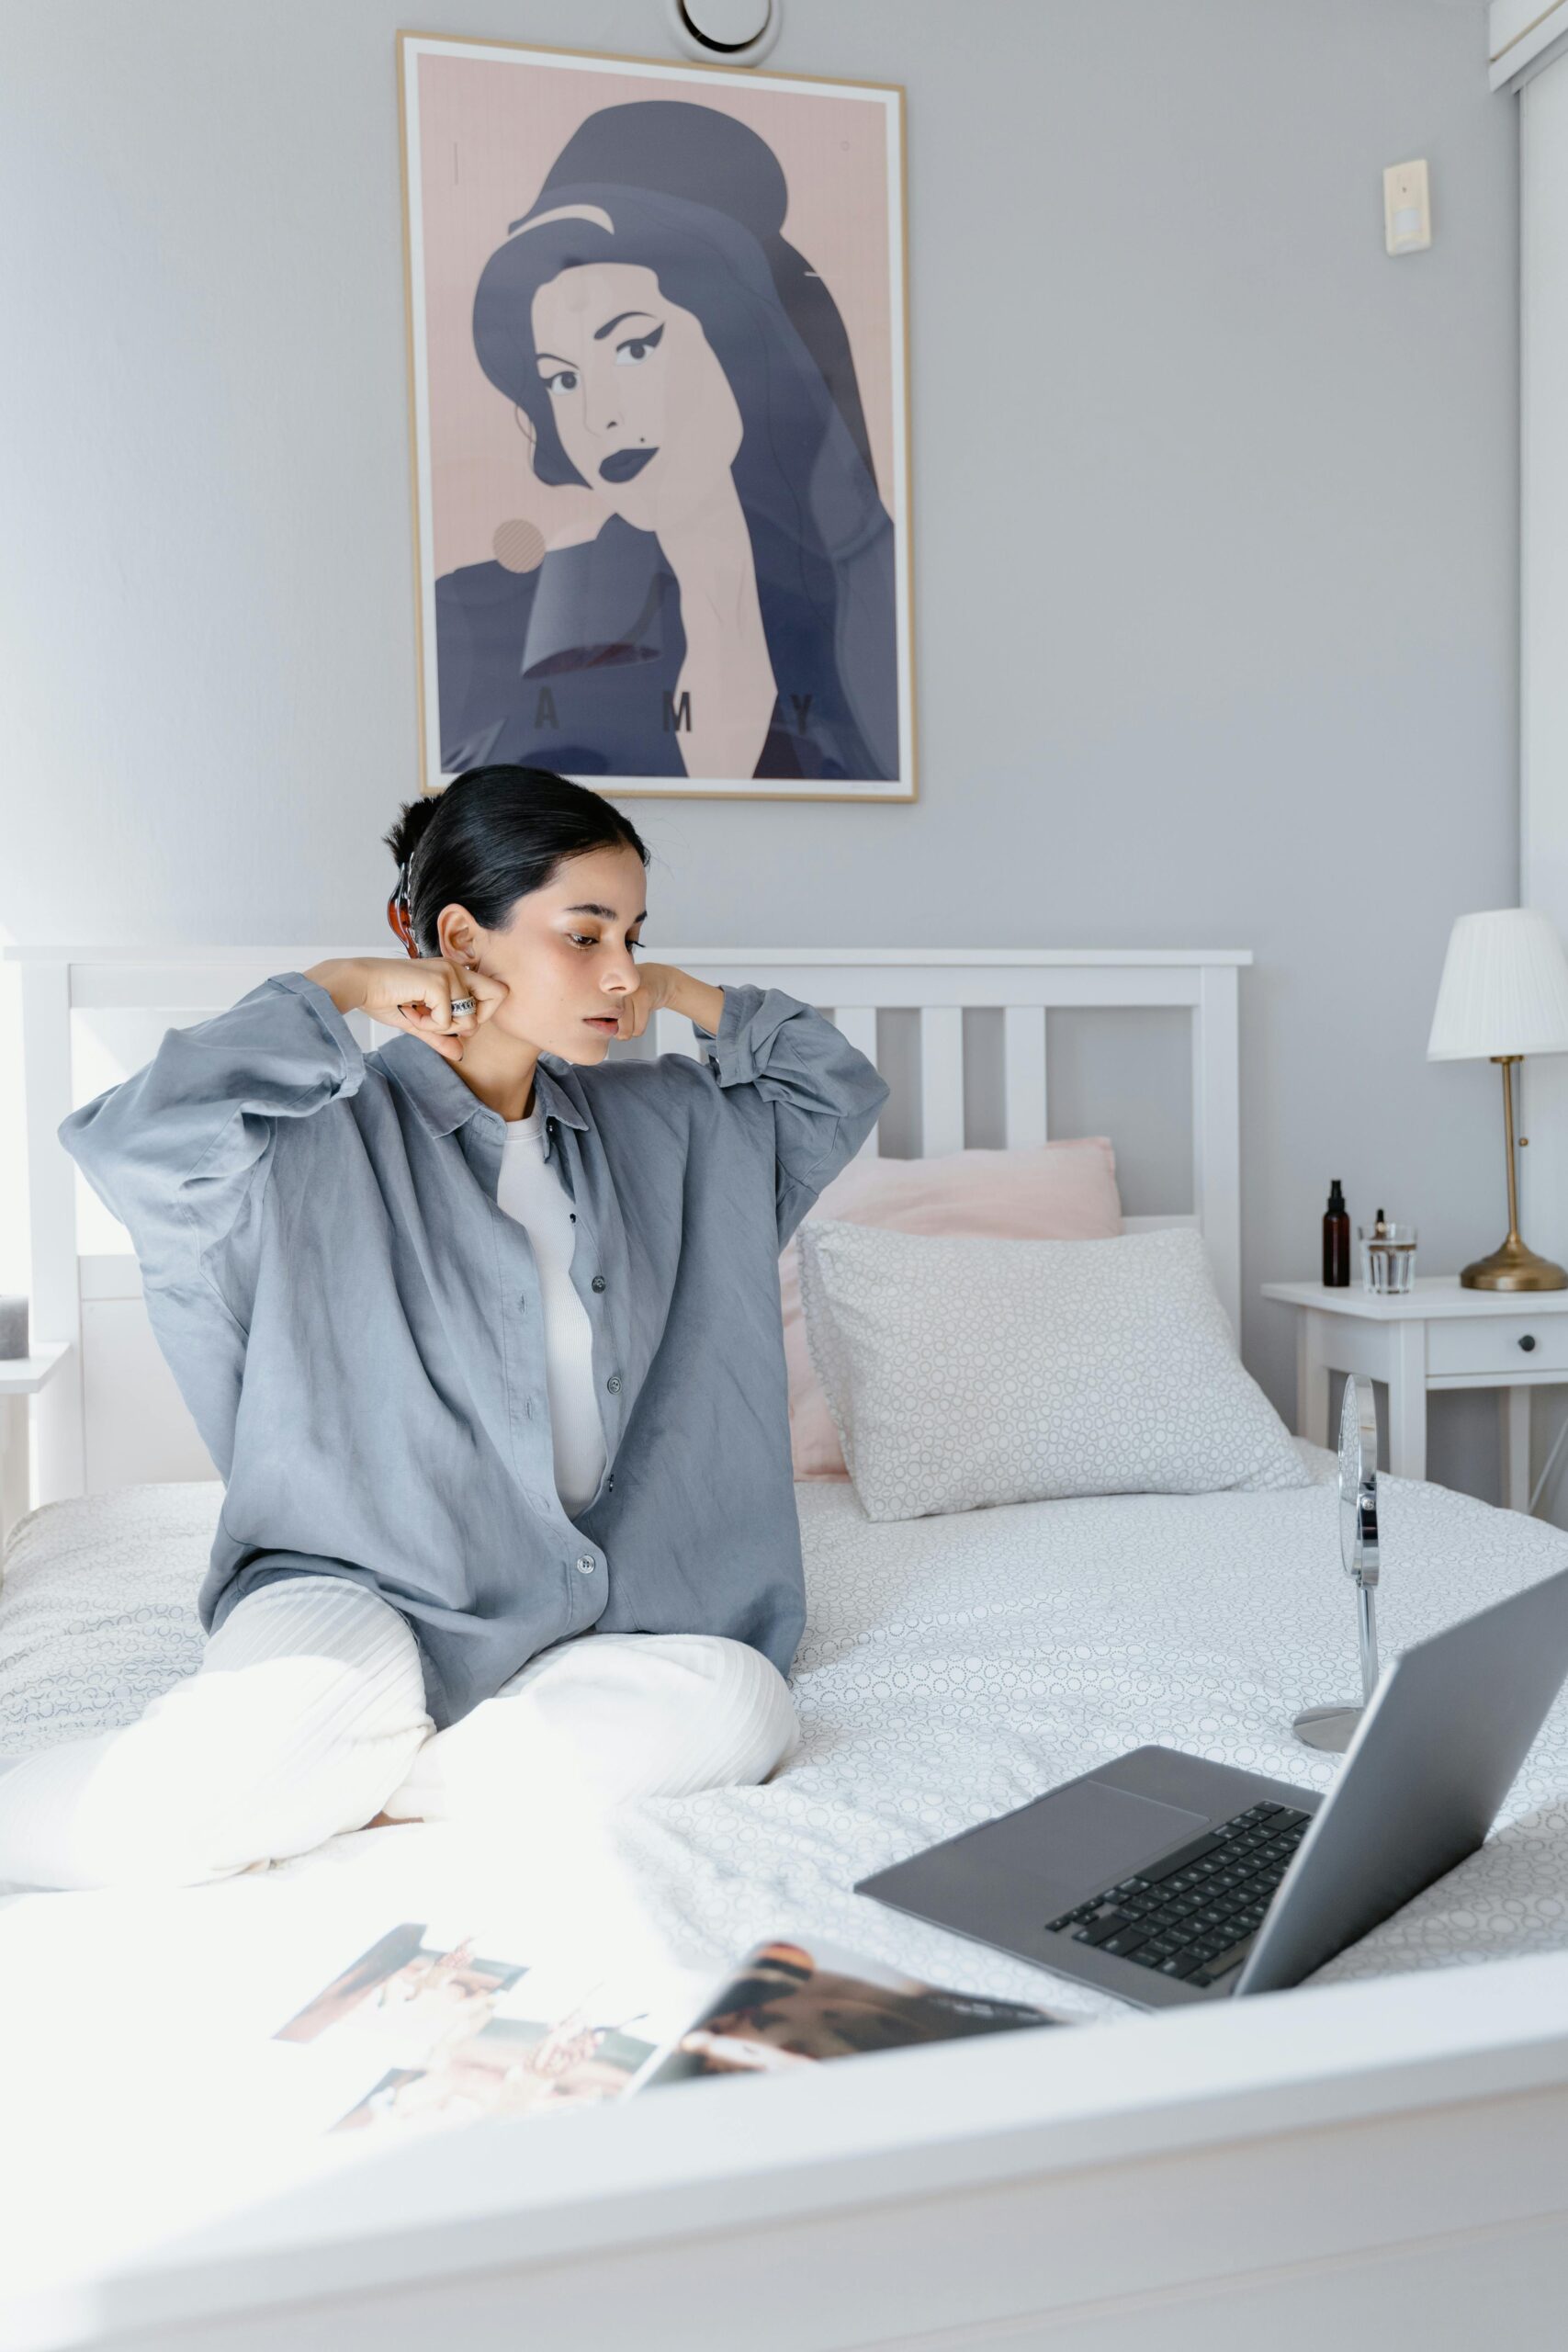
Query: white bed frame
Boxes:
[{"xmin": 6, "ymin": 944, "xmax": 1568, "ymax": 2352}]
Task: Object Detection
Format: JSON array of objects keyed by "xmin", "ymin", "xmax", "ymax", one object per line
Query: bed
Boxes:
[{"xmin": 4, "ymin": 946, "xmax": 1568, "ymax": 2352}]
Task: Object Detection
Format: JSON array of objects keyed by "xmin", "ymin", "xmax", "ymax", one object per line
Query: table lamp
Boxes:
[{"xmin": 1427, "ymin": 907, "xmax": 1568, "ymax": 1290}]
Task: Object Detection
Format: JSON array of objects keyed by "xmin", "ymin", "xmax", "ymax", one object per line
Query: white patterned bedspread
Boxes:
[
  {"xmin": 6, "ymin": 1451, "xmax": 1568, "ymax": 2007},
  {"xmin": 603, "ymin": 1448, "xmax": 1568, "ymax": 2011},
  {"xmin": 4, "ymin": 1453, "xmax": 1568, "ymax": 2292}
]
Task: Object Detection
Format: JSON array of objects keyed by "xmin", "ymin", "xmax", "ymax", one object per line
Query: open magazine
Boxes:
[{"xmin": 273, "ymin": 1920, "xmax": 1067, "ymax": 2143}]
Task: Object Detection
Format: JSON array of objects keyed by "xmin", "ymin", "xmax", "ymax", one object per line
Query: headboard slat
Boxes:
[
  {"xmin": 918, "ymin": 1007, "xmax": 965, "ymax": 1159},
  {"xmin": 1002, "ymin": 1004, "xmax": 1048, "ymax": 1149}
]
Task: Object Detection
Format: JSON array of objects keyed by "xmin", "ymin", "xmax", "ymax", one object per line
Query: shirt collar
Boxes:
[{"xmin": 377, "ymin": 1033, "xmax": 591, "ymax": 1142}]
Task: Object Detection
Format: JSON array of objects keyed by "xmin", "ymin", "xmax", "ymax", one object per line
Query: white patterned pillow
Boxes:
[
  {"xmin": 795, "ymin": 1220, "xmax": 1311, "ymax": 1521},
  {"xmin": 0, "ymin": 1484, "xmax": 218, "ymax": 1755}
]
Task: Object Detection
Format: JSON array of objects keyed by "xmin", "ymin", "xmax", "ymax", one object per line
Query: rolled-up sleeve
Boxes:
[
  {"xmin": 59, "ymin": 971, "xmax": 366, "ymax": 1295},
  {"xmin": 691, "ymin": 982, "xmax": 890, "ymax": 1248}
]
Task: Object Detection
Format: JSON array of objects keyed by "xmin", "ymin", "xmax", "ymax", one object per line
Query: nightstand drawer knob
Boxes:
[{"xmin": 1519, "ymin": 1334, "xmax": 1538, "ymax": 1352}]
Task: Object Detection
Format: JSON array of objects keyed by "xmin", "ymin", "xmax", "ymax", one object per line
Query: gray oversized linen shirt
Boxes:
[{"xmin": 59, "ymin": 973, "xmax": 888, "ymax": 1727}]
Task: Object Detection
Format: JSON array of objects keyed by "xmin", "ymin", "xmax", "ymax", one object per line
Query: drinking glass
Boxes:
[{"xmin": 1359, "ymin": 1223, "xmax": 1417, "ymax": 1295}]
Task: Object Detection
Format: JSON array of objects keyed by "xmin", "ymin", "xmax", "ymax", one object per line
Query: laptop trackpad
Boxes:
[{"xmin": 1005, "ymin": 1779, "xmax": 1209, "ymax": 1898}]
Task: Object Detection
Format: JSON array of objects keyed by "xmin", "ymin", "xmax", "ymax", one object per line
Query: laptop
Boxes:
[{"xmin": 855, "ymin": 1564, "xmax": 1568, "ymax": 2008}]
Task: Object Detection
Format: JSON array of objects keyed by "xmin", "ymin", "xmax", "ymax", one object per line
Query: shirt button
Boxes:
[
  {"xmin": 606, "ymin": 1374, "xmax": 621, "ymax": 1393},
  {"xmin": 574, "ymin": 1555, "xmax": 595, "ymax": 1576},
  {"xmin": 592, "ymin": 1274, "xmax": 606, "ymax": 1292}
]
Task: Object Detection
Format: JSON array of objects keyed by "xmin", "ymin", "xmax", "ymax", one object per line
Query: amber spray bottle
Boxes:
[{"xmin": 1323, "ymin": 1181, "xmax": 1351, "ymax": 1287}]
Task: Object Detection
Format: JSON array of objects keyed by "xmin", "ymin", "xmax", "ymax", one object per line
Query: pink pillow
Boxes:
[{"xmin": 783, "ymin": 1139, "xmax": 1122, "ymax": 1479}]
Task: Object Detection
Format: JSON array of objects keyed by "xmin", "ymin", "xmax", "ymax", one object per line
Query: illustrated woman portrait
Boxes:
[{"xmin": 435, "ymin": 102, "xmax": 899, "ymax": 786}]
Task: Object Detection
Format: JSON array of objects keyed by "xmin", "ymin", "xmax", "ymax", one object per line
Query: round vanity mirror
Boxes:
[
  {"xmin": 1339, "ymin": 1373, "xmax": 1380, "ymax": 1589},
  {"xmin": 1294, "ymin": 1376, "xmax": 1383, "ymax": 1754}
]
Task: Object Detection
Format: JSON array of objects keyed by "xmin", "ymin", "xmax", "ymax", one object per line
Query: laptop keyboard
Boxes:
[{"xmin": 1043, "ymin": 1800, "xmax": 1313, "ymax": 1988}]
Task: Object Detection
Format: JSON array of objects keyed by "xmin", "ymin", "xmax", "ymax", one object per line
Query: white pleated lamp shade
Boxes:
[{"xmin": 1427, "ymin": 909, "xmax": 1568, "ymax": 1061}]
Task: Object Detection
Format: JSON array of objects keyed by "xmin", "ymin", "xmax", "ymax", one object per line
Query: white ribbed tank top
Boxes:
[{"xmin": 495, "ymin": 1100, "xmax": 607, "ymax": 1519}]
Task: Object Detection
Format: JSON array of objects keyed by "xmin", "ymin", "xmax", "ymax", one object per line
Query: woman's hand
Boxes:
[
  {"xmin": 606, "ymin": 963, "xmax": 725, "ymax": 1041},
  {"xmin": 305, "ymin": 956, "xmax": 508, "ymax": 1066}
]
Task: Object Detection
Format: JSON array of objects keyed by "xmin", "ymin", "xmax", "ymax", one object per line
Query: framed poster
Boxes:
[{"xmin": 398, "ymin": 33, "xmax": 914, "ymax": 801}]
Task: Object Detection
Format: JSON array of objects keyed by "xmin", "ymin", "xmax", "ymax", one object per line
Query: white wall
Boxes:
[
  {"xmin": 0, "ymin": 0, "xmax": 1523, "ymax": 1500},
  {"xmin": 1521, "ymin": 51, "xmax": 1568, "ymax": 1519}
]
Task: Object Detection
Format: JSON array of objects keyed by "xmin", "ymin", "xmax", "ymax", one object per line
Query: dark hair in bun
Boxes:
[{"xmin": 382, "ymin": 765, "xmax": 649, "ymax": 958}]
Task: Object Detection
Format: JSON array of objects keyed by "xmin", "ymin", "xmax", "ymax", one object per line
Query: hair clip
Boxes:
[{"xmin": 386, "ymin": 859, "xmax": 417, "ymax": 956}]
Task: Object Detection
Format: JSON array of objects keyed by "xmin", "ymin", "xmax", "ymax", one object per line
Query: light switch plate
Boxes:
[{"xmin": 1383, "ymin": 159, "xmax": 1432, "ymax": 255}]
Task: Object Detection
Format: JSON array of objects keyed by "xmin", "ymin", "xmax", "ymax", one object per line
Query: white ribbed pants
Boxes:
[{"xmin": 0, "ymin": 1578, "xmax": 800, "ymax": 1893}]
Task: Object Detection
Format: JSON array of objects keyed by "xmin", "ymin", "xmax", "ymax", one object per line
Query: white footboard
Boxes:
[{"xmin": 16, "ymin": 1951, "xmax": 1567, "ymax": 2351}]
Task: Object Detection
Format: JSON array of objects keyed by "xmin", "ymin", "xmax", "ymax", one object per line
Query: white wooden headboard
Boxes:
[{"xmin": 5, "ymin": 944, "xmax": 1248, "ymax": 1516}]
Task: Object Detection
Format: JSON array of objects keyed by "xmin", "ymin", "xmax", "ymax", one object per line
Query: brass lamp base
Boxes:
[
  {"xmin": 1461, "ymin": 1234, "xmax": 1568, "ymax": 1291},
  {"xmin": 1460, "ymin": 1056, "xmax": 1568, "ymax": 1291}
]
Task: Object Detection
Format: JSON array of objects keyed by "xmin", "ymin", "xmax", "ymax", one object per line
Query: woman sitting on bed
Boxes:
[{"xmin": 0, "ymin": 764, "xmax": 888, "ymax": 1890}]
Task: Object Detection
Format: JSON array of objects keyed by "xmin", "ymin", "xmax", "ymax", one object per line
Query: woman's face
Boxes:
[
  {"xmin": 437, "ymin": 842, "xmax": 648, "ymax": 1065},
  {"xmin": 530, "ymin": 262, "xmax": 741, "ymax": 533}
]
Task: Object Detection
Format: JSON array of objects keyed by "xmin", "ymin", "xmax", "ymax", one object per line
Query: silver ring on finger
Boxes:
[{"xmin": 449, "ymin": 996, "xmax": 477, "ymax": 1018}]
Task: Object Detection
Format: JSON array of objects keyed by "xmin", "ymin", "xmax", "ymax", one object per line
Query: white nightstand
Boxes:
[{"xmin": 1260, "ymin": 1278, "xmax": 1568, "ymax": 1513}]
